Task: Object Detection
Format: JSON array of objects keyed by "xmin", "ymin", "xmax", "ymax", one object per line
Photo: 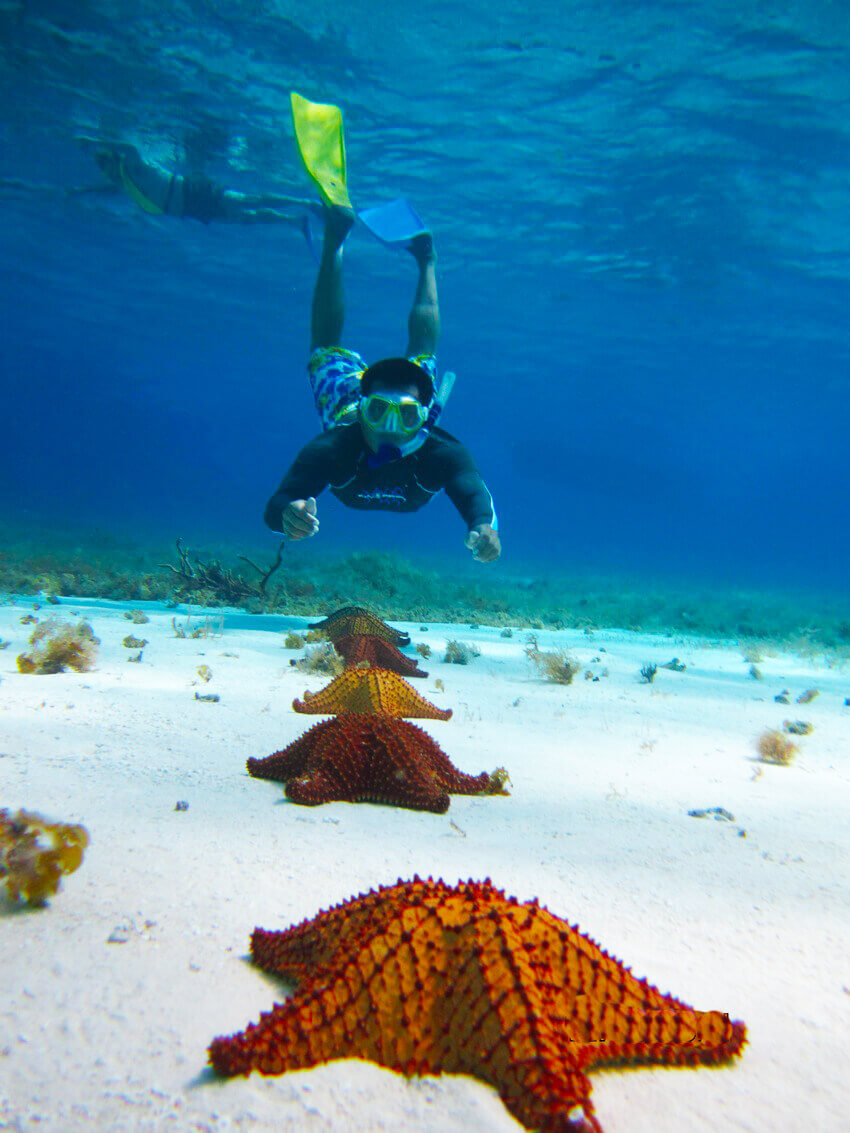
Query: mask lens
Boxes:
[
  {"xmin": 363, "ymin": 395, "xmax": 391, "ymax": 425},
  {"xmin": 398, "ymin": 400, "xmax": 424, "ymax": 430}
]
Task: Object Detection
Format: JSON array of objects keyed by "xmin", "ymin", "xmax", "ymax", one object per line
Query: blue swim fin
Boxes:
[{"xmin": 358, "ymin": 197, "xmax": 428, "ymax": 248}]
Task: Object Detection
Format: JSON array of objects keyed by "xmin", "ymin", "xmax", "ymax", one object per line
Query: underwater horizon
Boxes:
[{"xmin": 2, "ymin": 0, "xmax": 849, "ymax": 608}]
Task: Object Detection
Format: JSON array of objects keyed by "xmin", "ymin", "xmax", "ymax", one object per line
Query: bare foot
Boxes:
[
  {"xmin": 324, "ymin": 203, "xmax": 356, "ymax": 249},
  {"xmin": 406, "ymin": 231, "xmax": 436, "ymax": 264}
]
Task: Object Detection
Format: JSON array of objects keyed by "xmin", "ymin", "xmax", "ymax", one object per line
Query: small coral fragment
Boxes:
[
  {"xmin": 17, "ymin": 617, "xmax": 99, "ymax": 674},
  {"xmin": 197, "ymin": 664, "xmax": 213, "ymax": 683},
  {"xmin": 0, "ymin": 808, "xmax": 90, "ymax": 906},
  {"xmin": 796, "ymin": 688, "xmax": 819, "ymax": 704},
  {"xmin": 283, "ymin": 632, "xmax": 306, "ymax": 649},
  {"xmin": 122, "ymin": 635, "xmax": 148, "ymax": 649},
  {"xmin": 756, "ymin": 728, "xmax": 797, "ymax": 766},
  {"xmin": 783, "ymin": 719, "xmax": 813, "ymax": 736}
]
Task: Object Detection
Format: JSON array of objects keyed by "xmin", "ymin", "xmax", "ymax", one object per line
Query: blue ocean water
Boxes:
[{"xmin": 2, "ymin": 0, "xmax": 848, "ymax": 592}]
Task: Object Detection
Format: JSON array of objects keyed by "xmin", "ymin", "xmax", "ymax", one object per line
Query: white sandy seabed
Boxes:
[{"xmin": 1, "ymin": 596, "xmax": 848, "ymax": 1133}]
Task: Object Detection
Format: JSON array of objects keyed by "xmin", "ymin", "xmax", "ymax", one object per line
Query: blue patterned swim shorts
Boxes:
[{"xmin": 308, "ymin": 346, "xmax": 438, "ymax": 431}]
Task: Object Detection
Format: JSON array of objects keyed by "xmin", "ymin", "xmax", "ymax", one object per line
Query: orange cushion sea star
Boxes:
[
  {"xmin": 209, "ymin": 877, "xmax": 746, "ymax": 1132},
  {"xmin": 293, "ymin": 667, "xmax": 451, "ymax": 719}
]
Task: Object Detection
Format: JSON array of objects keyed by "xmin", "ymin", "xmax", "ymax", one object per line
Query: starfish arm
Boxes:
[
  {"xmin": 423, "ymin": 743, "xmax": 507, "ymax": 797},
  {"xmin": 209, "ymin": 989, "xmax": 371, "ymax": 1077},
  {"xmin": 367, "ymin": 740, "xmax": 451, "ymax": 812},
  {"xmin": 573, "ymin": 1011, "xmax": 747, "ymax": 1071},
  {"xmin": 247, "ymin": 741, "xmax": 308, "ymax": 782},
  {"xmin": 247, "ymin": 721, "xmax": 335, "ymax": 782},
  {"xmin": 251, "ymin": 880, "xmax": 448, "ymax": 981},
  {"xmin": 368, "ymin": 636, "xmax": 428, "ymax": 677},
  {"xmin": 285, "ymin": 767, "xmax": 356, "ymax": 805},
  {"xmin": 499, "ymin": 1068, "xmax": 602, "ymax": 1133}
]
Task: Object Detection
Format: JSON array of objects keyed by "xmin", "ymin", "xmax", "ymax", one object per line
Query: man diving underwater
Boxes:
[
  {"xmin": 263, "ymin": 202, "xmax": 501, "ymax": 563},
  {"xmin": 81, "ymin": 94, "xmax": 500, "ymax": 562}
]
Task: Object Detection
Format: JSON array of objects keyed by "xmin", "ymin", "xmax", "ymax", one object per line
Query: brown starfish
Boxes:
[
  {"xmin": 308, "ymin": 606, "xmax": 410, "ymax": 647},
  {"xmin": 333, "ymin": 632, "xmax": 427, "ymax": 677},
  {"xmin": 209, "ymin": 877, "xmax": 747, "ymax": 1132},
  {"xmin": 293, "ymin": 667, "xmax": 451, "ymax": 719},
  {"xmin": 248, "ymin": 716, "xmax": 508, "ymax": 812}
]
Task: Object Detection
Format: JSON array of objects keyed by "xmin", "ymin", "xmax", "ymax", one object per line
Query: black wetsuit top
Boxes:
[{"xmin": 264, "ymin": 425, "xmax": 496, "ymax": 534}]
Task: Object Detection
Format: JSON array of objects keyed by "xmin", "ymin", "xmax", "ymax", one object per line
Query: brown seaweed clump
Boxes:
[
  {"xmin": 122, "ymin": 634, "xmax": 148, "ymax": 649},
  {"xmin": 123, "ymin": 609, "xmax": 150, "ymax": 624},
  {"xmin": 756, "ymin": 728, "xmax": 798, "ymax": 766},
  {"xmin": 1, "ymin": 808, "xmax": 90, "ymax": 905},
  {"xmin": 525, "ymin": 643, "xmax": 580, "ymax": 685},
  {"xmin": 444, "ymin": 640, "xmax": 480, "ymax": 665},
  {"xmin": 291, "ymin": 642, "xmax": 344, "ymax": 676},
  {"xmin": 17, "ymin": 617, "xmax": 99, "ymax": 674}
]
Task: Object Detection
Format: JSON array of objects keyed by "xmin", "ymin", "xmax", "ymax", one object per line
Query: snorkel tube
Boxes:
[{"xmin": 365, "ymin": 371, "xmax": 456, "ymax": 467}]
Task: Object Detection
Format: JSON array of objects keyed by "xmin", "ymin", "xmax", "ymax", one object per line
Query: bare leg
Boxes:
[
  {"xmin": 405, "ymin": 233, "xmax": 440, "ymax": 356},
  {"xmin": 219, "ymin": 189, "xmax": 314, "ymax": 224},
  {"xmin": 310, "ymin": 207, "xmax": 355, "ymax": 350}
]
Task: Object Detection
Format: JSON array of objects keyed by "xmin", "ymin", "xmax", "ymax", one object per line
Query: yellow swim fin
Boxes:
[{"xmin": 290, "ymin": 91, "xmax": 352, "ymax": 209}]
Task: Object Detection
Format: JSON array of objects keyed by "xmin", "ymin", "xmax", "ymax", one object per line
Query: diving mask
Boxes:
[{"xmin": 359, "ymin": 391, "xmax": 428, "ymax": 437}]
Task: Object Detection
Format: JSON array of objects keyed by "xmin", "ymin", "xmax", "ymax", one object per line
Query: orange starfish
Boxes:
[
  {"xmin": 293, "ymin": 667, "xmax": 451, "ymax": 719},
  {"xmin": 209, "ymin": 877, "xmax": 746, "ymax": 1132},
  {"xmin": 308, "ymin": 606, "xmax": 410, "ymax": 647},
  {"xmin": 248, "ymin": 716, "xmax": 508, "ymax": 812},
  {"xmin": 333, "ymin": 632, "xmax": 428, "ymax": 678}
]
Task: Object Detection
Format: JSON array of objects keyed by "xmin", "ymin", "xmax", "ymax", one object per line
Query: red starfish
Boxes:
[
  {"xmin": 247, "ymin": 715, "xmax": 509, "ymax": 813},
  {"xmin": 333, "ymin": 633, "xmax": 427, "ymax": 677}
]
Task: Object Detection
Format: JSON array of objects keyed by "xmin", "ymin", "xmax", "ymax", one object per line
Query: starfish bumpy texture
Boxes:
[
  {"xmin": 333, "ymin": 632, "xmax": 428, "ymax": 678},
  {"xmin": 293, "ymin": 667, "xmax": 451, "ymax": 719},
  {"xmin": 308, "ymin": 606, "xmax": 410, "ymax": 647},
  {"xmin": 247, "ymin": 716, "xmax": 507, "ymax": 812},
  {"xmin": 209, "ymin": 877, "xmax": 747, "ymax": 1132}
]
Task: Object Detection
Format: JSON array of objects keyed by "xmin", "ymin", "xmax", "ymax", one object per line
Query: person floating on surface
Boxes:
[
  {"xmin": 263, "ymin": 205, "xmax": 501, "ymax": 563},
  {"xmin": 80, "ymin": 138, "xmax": 310, "ymax": 225}
]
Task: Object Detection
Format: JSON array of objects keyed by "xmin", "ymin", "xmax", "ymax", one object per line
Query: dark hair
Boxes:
[{"xmin": 360, "ymin": 357, "xmax": 433, "ymax": 404}]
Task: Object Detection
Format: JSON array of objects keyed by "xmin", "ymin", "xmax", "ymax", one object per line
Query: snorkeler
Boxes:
[
  {"xmin": 263, "ymin": 203, "xmax": 501, "ymax": 563},
  {"xmin": 77, "ymin": 138, "xmax": 310, "ymax": 225}
]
